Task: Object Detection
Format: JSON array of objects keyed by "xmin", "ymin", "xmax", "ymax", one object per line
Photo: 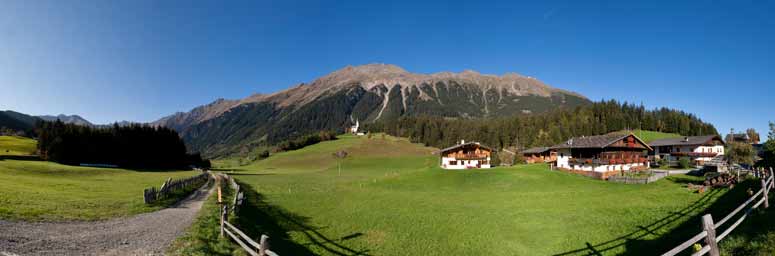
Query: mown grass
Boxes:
[
  {"xmin": 213, "ymin": 134, "xmax": 760, "ymax": 255},
  {"xmin": 0, "ymin": 135, "xmax": 37, "ymax": 156},
  {"xmin": 0, "ymin": 158, "xmax": 200, "ymax": 221}
]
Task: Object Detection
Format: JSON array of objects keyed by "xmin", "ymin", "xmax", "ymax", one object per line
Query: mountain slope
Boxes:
[
  {"xmin": 154, "ymin": 64, "xmax": 590, "ymax": 157},
  {"xmin": 38, "ymin": 114, "xmax": 93, "ymax": 126}
]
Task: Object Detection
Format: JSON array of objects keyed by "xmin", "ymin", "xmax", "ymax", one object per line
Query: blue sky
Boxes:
[{"xmin": 1, "ymin": 0, "xmax": 773, "ymax": 138}]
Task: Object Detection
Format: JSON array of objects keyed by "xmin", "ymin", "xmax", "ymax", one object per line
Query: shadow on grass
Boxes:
[
  {"xmin": 553, "ymin": 179, "xmax": 757, "ymax": 256},
  {"xmin": 237, "ymin": 182, "xmax": 371, "ymax": 256},
  {"xmin": 0, "ymin": 155, "xmax": 42, "ymax": 161}
]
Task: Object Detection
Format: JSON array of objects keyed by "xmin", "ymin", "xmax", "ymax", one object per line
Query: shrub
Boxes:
[
  {"xmin": 679, "ymin": 157, "xmax": 692, "ymax": 169},
  {"xmin": 258, "ymin": 150, "xmax": 270, "ymax": 159},
  {"xmin": 658, "ymin": 157, "xmax": 669, "ymax": 167}
]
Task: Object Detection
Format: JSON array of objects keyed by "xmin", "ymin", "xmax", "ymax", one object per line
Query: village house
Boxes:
[
  {"xmin": 649, "ymin": 135, "xmax": 725, "ymax": 166},
  {"xmin": 522, "ymin": 147, "xmax": 557, "ymax": 164},
  {"xmin": 436, "ymin": 140, "xmax": 493, "ymax": 169},
  {"xmin": 552, "ymin": 133, "xmax": 651, "ymax": 179}
]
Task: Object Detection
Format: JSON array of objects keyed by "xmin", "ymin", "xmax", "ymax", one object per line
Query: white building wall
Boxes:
[
  {"xmin": 556, "ymin": 149, "xmax": 572, "ymax": 169},
  {"xmin": 441, "ymin": 157, "xmax": 491, "ymax": 169}
]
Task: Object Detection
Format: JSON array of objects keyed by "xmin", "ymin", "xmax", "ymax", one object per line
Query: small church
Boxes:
[
  {"xmin": 346, "ymin": 119, "xmax": 365, "ymax": 135},
  {"xmin": 436, "ymin": 140, "xmax": 493, "ymax": 169}
]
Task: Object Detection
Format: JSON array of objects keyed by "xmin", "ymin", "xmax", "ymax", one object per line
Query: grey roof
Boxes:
[
  {"xmin": 649, "ymin": 135, "xmax": 724, "ymax": 147},
  {"xmin": 551, "ymin": 133, "xmax": 652, "ymax": 151},
  {"xmin": 523, "ymin": 147, "xmax": 551, "ymax": 154},
  {"xmin": 435, "ymin": 142, "xmax": 494, "ymax": 154}
]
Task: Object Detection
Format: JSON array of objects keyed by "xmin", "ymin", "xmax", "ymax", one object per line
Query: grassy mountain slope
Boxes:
[
  {"xmin": 219, "ymin": 134, "xmax": 751, "ymax": 255},
  {"xmin": 613, "ymin": 130, "xmax": 682, "ymax": 143}
]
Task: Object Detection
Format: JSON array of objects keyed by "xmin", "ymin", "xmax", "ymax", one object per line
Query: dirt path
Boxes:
[{"xmin": 0, "ymin": 183, "xmax": 214, "ymax": 256}]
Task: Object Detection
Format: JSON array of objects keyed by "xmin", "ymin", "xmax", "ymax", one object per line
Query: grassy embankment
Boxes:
[
  {"xmin": 0, "ymin": 136, "xmax": 200, "ymax": 221},
  {"xmin": 198, "ymin": 134, "xmax": 761, "ymax": 255}
]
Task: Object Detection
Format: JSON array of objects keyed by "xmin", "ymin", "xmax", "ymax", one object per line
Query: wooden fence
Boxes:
[
  {"xmin": 662, "ymin": 167, "xmax": 774, "ymax": 256},
  {"xmin": 224, "ymin": 174, "xmax": 245, "ymax": 214},
  {"xmin": 218, "ymin": 174, "xmax": 277, "ymax": 256},
  {"xmin": 143, "ymin": 171, "xmax": 210, "ymax": 204},
  {"xmin": 608, "ymin": 171, "xmax": 668, "ymax": 184}
]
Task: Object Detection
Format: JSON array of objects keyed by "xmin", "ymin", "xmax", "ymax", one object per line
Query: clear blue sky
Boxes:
[{"xmin": 1, "ymin": 0, "xmax": 773, "ymax": 138}]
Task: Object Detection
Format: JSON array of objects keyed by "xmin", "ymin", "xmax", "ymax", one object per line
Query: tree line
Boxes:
[
  {"xmin": 368, "ymin": 100, "xmax": 718, "ymax": 151},
  {"xmin": 36, "ymin": 120, "xmax": 209, "ymax": 169}
]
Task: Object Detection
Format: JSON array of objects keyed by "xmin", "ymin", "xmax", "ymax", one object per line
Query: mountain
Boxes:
[
  {"xmin": 0, "ymin": 110, "xmax": 41, "ymax": 136},
  {"xmin": 38, "ymin": 114, "xmax": 93, "ymax": 126},
  {"xmin": 153, "ymin": 64, "xmax": 590, "ymax": 157}
]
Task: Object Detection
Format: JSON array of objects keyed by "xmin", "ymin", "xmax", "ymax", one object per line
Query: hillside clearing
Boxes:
[
  {"xmin": 0, "ymin": 136, "xmax": 36, "ymax": 156},
  {"xmin": 217, "ymin": 134, "xmax": 752, "ymax": 255}
]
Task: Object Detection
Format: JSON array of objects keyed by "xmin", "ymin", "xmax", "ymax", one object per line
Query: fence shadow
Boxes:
[
  {"xmin": 620, "ymin": 179, "xmax": 757, "ymax": 255},
  {"xmin": 237, "ymin": 182, "xmax": 371, "ymax": 256},
  {"xmin": 0, "ymin": 155, "xmax": 42, "ymax": 161},
  {"xmin": 552, "ymin": 179, "xmax": 756, "ymax": 256}
]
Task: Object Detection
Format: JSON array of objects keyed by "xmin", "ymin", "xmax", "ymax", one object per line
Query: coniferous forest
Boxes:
[
  {"xmin": 36, "ymin": 120, "xmax": 209, "ymax": 169},
  {"xmin": 369, "ymin": 100, "xmax": 718, "ymax": 150}
]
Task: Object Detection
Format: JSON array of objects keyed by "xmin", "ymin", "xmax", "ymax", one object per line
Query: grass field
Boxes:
[
  {"xmin": 0, "ymin": 135, "xmax": 37, "ymax": 156},
  {"xmin": 218, "ymin": 134, "xmax": 755, "ymax": 255},
  {"xmin": 0, "ymin": 136, "xmax": 200, "ymax": 221}
]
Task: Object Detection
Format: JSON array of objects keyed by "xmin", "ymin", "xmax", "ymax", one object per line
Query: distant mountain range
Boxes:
[
  {"xmin": 38, "ymin": 114, "xmax": 93, "ymax": 126},
  {"xmin": 0, "ymin": 112, "xmax": 99, "ymax": 136},
  {"xmin": 152, "ymin": 64, "xmax": 590, "ymax": 157}
]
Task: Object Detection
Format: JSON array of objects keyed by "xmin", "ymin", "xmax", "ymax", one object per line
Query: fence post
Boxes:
[
  {"xmin": 762, "ymin": 178, "xmax": 770, "ymax": 209},
  {"xmin": 220, "ymin": 205, "xmax": 227, "ymax": 238},
  {"xmin": 701, "ymin": 214, "xmax": 720, "ymax": 256},
  {"xmin": 259, "ymin": 235, "xmax": 270, "ymax": 256}
]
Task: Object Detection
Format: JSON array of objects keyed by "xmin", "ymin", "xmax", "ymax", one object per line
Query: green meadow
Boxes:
[
  {"xmin": 0, "ymin": 136, "xmax": 199, "ymax": 221},
  {"xmin": 218, "ymin": 134, "xmax": 754, "ymax": 255}
]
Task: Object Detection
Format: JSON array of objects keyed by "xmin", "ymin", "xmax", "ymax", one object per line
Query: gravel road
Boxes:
[{"xmin": 0, "ymin": 183, "xmax": 213, "ymax": 256}]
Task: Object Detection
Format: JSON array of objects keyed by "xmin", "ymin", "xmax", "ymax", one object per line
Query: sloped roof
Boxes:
[
  {"xmin": 649, "ymin": 135, "xmax": 724, "ymax": 147},
  {"xmin": 435, "ymin": 142, "xmax": 494, "ymax": 154},
  {"xmin": 551, "ymin": 133, "xmax": 653, "ymax": 151},
  {"xmin": 523, "ymin": 147, "xmax": 551, "ymax": 154}
]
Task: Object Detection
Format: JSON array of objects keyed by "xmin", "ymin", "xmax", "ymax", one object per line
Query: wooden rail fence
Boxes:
[
  {"xmin": 143, "ymin": 171, "xmax": 210, "ymax": 204},
  {"xmin": 662, "ymin": 167, "xmax": 774, "ymax": 256},
  {"xmin": 218, "ymin": 173, "xmax": 277, "ymax": 256}
]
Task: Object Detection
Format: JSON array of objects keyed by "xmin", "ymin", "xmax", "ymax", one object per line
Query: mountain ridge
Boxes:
[{"xmin": 153, "ymin": 64, "xmax": 590, "ymax": 157}]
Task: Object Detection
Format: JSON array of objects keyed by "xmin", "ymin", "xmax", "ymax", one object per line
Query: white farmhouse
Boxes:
[{"xmin": 435, "ymin": 140, "xmax": 493, "ymax": 169}]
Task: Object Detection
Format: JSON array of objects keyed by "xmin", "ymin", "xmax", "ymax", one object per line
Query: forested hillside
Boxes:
[
  {"xmin": 0, "ymin": 110, "xmax": 40, "ymax": 137},
  {"xmin": 369, "ymin": 100, "xmax": 718, "ymax": 150}
]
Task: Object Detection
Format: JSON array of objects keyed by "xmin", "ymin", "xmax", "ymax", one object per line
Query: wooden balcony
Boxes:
[
  {"xmin": 448, "ymin": 153, "xmax": 489, "ymax": 160},
  {"xmin": 669, "ymin": 152, "xmax": 718, "ymax": 157},
  {"xmin": 569, "ymin": 157, "xmax": 649, "ymax": 165}
]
